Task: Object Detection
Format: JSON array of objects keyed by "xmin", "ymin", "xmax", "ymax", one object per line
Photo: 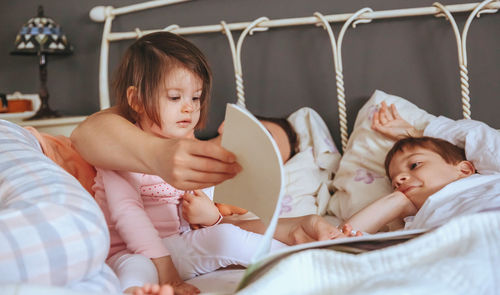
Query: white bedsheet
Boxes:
[{"xmin": 236, "ymin": 211, "xmax": 500, "ymax": 295}]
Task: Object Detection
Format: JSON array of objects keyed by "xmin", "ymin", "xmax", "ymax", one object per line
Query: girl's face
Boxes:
[{"xmin": 140, "ymin": 66, "xmax": 202, "ymax": 139}]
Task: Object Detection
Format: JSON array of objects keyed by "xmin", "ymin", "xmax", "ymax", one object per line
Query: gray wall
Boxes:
[{"xmin": 1, "ymin": 0, "xmax": 499, "ymax": 144}]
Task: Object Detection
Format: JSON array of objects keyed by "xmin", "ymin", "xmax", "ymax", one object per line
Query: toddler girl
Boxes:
[{"xmin": 93, "ymin": 31, "xmax": 286, "ymax": 295}]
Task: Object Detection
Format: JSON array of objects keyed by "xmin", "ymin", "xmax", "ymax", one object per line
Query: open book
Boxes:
[{"xmin": 213, "ymin": 104, "xmax": 427, "ymax": 291}]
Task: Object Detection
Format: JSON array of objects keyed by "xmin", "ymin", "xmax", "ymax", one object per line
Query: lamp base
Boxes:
[{"xmin": 26, "ymin": 105, "xmax": 60, "ymax": 120}]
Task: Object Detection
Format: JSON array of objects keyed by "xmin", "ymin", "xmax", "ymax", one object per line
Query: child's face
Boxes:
[
  {"xmin": 141, "ymin": 66, "xmax": 202, "ymax": 139},
  {"xmin": 388, "ymin": 146, "xmax": 467, "ymax": 209}
]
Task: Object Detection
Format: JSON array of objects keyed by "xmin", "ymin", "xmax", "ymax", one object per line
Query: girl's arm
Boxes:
[
  {"xmin": 100, "ymin": 169, "xmax": 170, "ymax": 258},
  {"xmin": 346, "ymin": 191, "xmax": 417, "ymax": 234},
  {"xmin": 70, "ymin": 107, "xmax": 240, "ymax": 190}
]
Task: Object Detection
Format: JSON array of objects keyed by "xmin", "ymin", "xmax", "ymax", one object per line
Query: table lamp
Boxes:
[{"xmin": 11, "ymin": 5, "xmax": 73, "ymax": 120}]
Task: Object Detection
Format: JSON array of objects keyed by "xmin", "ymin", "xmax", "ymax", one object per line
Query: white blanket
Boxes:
[
  {"xmin": 405, "ymin": 173, "xmax": 500, "ymax": 229},
  {"xmin": 236, "ymin": 211, "xmax": 500, "ymax": 295}
]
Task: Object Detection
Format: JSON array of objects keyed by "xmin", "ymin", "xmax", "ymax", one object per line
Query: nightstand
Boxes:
[{"xmin": 16, "ymin": 116, "xmax": 87, "ymax": 137}]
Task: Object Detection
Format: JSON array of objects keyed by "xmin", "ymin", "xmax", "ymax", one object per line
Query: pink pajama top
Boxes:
[{"xmin": 93, "ymin": 169, "xmax": 213, "ymax": 259}]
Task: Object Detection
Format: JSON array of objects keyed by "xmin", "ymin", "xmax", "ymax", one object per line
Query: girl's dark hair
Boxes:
[
  {"xmin": 255, "ymin": 115, "xmax": 299, "ymax": 159},
  {"xmin": 113, "ymin": 31, "xmax": 212, "ymax": 129},
  {"xmin": 384, "ymin": 136, "xmax": 466, "ymax": 178}
]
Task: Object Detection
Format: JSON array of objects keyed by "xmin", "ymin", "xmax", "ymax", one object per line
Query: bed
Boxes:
[
  {"xmin": 85, "ymin": 1, "xmax": 500, "ymax": 294},
  {"xmin": 3, "ymin": 0, "xmax": 500, "ymax": 294}
]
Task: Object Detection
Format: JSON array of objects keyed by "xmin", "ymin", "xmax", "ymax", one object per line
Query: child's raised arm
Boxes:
[
  {"xmin": 346, "ymin": 191, "xmax": 417, "ymax": 234},
  {"xmin": 371, "ymin": 101, "xmax": 423, "ymax": 140}
]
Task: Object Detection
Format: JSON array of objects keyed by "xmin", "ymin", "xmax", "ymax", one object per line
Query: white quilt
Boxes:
[{"xmin": 237, "ymin": 211, "xmax": 500, "ymax": 295}]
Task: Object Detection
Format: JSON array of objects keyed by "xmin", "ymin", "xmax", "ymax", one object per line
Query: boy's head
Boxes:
[
  {"xmin": 384, "ymin": 136, "xmax": 475, "ymax": 208},
  {"xmin": 113, "ymin": 31, "xmax": 212, "ymax": 129}
]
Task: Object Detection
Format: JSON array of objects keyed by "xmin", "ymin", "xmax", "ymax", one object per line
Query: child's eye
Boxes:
[
  {"xmin": 192, "ymin": 97, "xmax": 200, "ymax": 101},
  {"xmin": 169, "ymin": 96, "xmax": 180, "ymax": 101},
  {"xmin": 410, "ymin": 162, "xmax": 421, "ymax": 170}
]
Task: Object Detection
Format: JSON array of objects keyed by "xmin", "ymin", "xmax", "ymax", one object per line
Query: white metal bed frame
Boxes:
[{"xmin": 90, "ymin": 0, "xmax": 499, "ymax": 152}]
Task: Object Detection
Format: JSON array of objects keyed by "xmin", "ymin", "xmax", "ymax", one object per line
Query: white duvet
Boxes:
[{"xmin": 237, "ymin": 211, "xmax": 500, "ymax": 295}]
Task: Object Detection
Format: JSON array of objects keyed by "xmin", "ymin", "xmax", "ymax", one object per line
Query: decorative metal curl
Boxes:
[
  {"xmin": 433, "ymin": 0, "xmax": 497, "ymax": 119},
  {"xmin": 314, "ymin": 8, "xmax": 373, "ymax": 153},
  {"xmin": 233, "ymin": 17, "xmax": 269, "ymax": 108},
  {"xmin": 220, "ymin": 21, "xmax": 241, "ymax": 107},
  {"xmin": 221, "ymin": 17, "xmax": 269, "ymax": 108}
]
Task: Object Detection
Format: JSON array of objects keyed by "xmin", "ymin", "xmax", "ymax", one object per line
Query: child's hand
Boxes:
[
  {"xmin": 392, "ymin": 190, "xmax": 420, "ymax": 214},
  {"xmin": 340, "ymin": 223, "xmax": 363, "ymax": 237},
  {"xmin": 371, "ymin": 101, "xmax": 423, "ymax": 140},
  {"xmin": 286, "ymin": 214, "xmax": 347, "ymax": 244},
  {"xmin": 182, "ymin": 190, "xmax": 220, "ymax": 226},
  {"xmin": 215, "ymin": 202, "xmax": 248, "ymax": 216}
]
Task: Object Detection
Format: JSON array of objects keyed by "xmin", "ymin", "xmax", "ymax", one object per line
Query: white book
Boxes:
[{"xmin": 214, "ymin": 103, "xmax": 285, "ymax": 261}]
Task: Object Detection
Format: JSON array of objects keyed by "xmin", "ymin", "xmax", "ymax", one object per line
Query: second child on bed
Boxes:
[
  {"xmin": 94, "ymin": 31, "xmax": 288, "ymax": 295},
  {"xmin": 344, "ymin": 101, "xmax": 500, "ymax": 234}
]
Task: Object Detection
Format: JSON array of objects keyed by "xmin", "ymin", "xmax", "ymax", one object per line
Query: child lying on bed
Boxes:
[{"xmin": 345, "ymin": 102, "xmax": 500, "ymax": 233}]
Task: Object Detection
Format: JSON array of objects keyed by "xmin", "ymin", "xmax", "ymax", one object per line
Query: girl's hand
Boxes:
[
  {"xmin": 182, "ymin": 190, "xmax": 220, "ymax": 226},
  {"xmin": 371, "ymin": 101, "xmax": 423, "ymax": 140}
]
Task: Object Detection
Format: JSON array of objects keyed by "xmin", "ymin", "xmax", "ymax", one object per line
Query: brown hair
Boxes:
[
  {"xmin": 255, "ymin": 115, "xmax": 299, "ymax": 159},
  {"xmin": 384, "ymin": 136, "xmax": 466, "ymax": 179},
  {"xmin": 112, "ymin": 31, "xmax": 212, "ymax": 129}
]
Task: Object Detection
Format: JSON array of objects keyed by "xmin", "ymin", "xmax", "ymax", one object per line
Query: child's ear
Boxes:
[
  {"xmin": 457, "ymin": 160, "xmax": 475, "ymax": 177},
  {"xmin": 126, "ymin": 86, "xmax": 142, "ymax": 113}
]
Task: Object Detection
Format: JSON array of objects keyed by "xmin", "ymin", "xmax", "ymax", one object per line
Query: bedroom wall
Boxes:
[{"xmin": 1, "ymin": 0, "xmax": 499, "ymax": 144}]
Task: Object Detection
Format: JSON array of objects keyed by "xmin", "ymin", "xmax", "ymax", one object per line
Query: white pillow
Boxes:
[
  {"xmin": 327, "ymin": 90, "xmax": 436, "ymax": 221},
  {"xmin": 279, "ymin": 107, "xmax": 341, "ymax": 218}
]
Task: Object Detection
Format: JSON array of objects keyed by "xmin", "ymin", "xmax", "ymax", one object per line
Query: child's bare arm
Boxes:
[
  {"xmin": 347, "ymin": 191, "xmax": 417, "ymax": 234},
  {"xmin": 151, "ymin": 256, "xmax": 199, "ymax": 295}
]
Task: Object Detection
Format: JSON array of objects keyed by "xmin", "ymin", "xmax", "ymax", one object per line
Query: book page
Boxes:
[
  {"xmin": 214, "ymin": 104, "xmax": 285, "ymax": 261},
  {"xmin": 214, "ymin": 104, "xmax": 284, "ymax": 225}
]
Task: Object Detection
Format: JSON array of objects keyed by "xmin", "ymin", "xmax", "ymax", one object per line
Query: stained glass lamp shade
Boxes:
[{"xmin": 11, "ymin": 5, "xmax": 73, "ymax": 119}]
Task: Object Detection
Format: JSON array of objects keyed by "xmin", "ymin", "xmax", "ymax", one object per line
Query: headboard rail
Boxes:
[{"xmin": 90, "ymin": 0, "xmax": 500, "ymax": 151}]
